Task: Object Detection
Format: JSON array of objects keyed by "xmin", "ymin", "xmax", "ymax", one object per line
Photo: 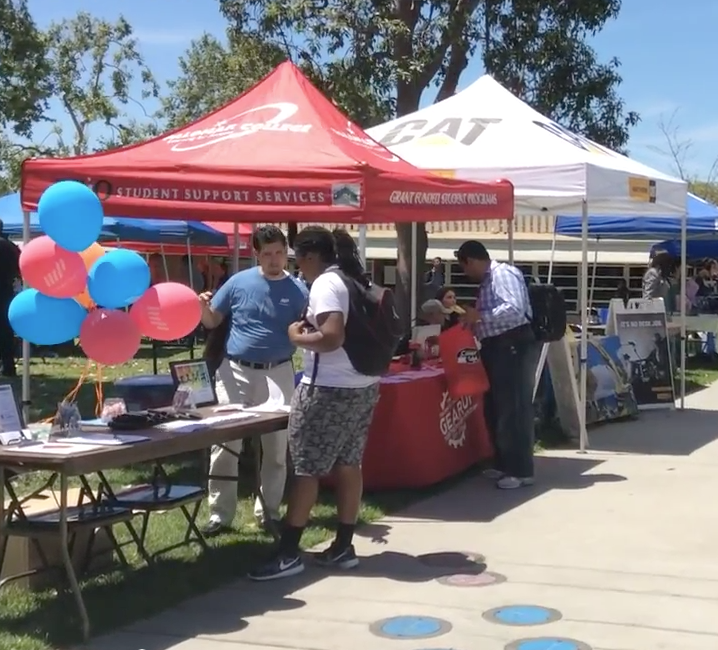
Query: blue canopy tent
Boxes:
[
  {"xmin": 554, "ymin": 193, "xmax": 718, "ymax": 239},
  {"xmin": 651, "ymin": 238, "xmax": 718, "ymax": 260},
  {"xmin": 0, "ymin": 192, "xmax": 229, "ymax": 247}
]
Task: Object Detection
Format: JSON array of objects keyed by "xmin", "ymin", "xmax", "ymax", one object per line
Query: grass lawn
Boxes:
[
  {"xmin": 1, "ymin": 346, "xmax": 718, "ymax": 650},
  {"xmin": 0, "ymin": 344, "xmax": 428, "ymax": 650}
]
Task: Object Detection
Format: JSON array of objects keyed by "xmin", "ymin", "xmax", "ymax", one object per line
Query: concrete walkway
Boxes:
[{"xmin": 83, "ymin": 383, "xmax": 718, "ymax": 650}]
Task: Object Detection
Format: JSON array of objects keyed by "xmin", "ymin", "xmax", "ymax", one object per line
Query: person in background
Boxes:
[
  {"xmin": 0, "ymin": 219, "xmax": 20, "ymax": 377},
  {"xmin": 614, "ymin": 279, "xmax": 631, "ymax": 307},
  {"xmin": 456, "ymin": 240, "xmax": 537, "ymax": 490},
  {"xmin": 436, "ymin": 286, "xmax": 465, "ymax": 328},
  {"xmin": 213, "ymin": 261, "xmax": 230, "ymax": 290},
  {"xmin": 417, "ymin": 299, "xmax": 452, "ymax": 330},
  {"xmin": 642, "ymin": 252, "xmax": 672, "ymax": 301},
  {"xmin": 425, "ymin": 257, "xmax": 445, "ymax": 291},
  {"xmin": 182, "ymin": 254, "xmax": 205, "ymax": 293},
  {"xmin": 248, "ymin": 227, "xmax": 380, "ymax": 581},
  {"xmin": 148, "ymin": 253, "xmax": 165, "ymax": 285},
  {"xmin": 694, "ymin": 258, "xmax": 717, "ymax": 297},
  {"xmin": 198, "ymin": 226, "xmax": 308, "ymax": 536}
]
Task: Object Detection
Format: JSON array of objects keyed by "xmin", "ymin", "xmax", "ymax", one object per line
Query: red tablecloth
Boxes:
[{"xmin": 361, "ymin": 365, "xmax": 492, "ymax": 490}]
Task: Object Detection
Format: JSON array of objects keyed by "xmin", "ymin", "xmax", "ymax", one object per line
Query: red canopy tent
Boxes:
[{"xmin": 21, "ymin": 62, "xmax": 513, "ymax": 223}]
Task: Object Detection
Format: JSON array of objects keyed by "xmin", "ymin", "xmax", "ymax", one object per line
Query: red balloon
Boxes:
[
  {"xmin": 19, "ymin": 236, "xmax": 87, "ymax": 298},
  {"xmin": 130, "ymin": 282, "xmax": 201, "ymax": 341},
  {"xmin": 80, "ymin": 309, "xmax": 141, "ymax": 365}
]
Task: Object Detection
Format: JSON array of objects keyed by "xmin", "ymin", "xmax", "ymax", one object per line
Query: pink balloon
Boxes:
[
  {"xmin": 130, "ymin": 282, "xmax": 201, "ymax": 341},
  {"xmin": 80, "ymin": 309, "xmax": 141, "ymax": 365},
  {"xmin": 19, "ymin": 236, "xmax": 88, "ymax": 298}
]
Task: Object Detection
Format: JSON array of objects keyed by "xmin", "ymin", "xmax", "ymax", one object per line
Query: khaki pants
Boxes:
[{"xmin": 208, "ymin": 358, "xmax": 295, "ymax": 524}]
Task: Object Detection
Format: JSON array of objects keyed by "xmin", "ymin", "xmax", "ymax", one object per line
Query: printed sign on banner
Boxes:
[{"xmin": 611, "ymin": 298, "xmax": 675, "ymax": 409}]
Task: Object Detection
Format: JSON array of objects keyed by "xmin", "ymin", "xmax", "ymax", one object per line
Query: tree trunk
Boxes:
[{"xmin": 394, "ymin": 221, "xmax": 429, "ymax": 330}]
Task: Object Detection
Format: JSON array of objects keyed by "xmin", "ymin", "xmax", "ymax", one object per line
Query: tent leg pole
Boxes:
[
  {"xmin": 410, "ymin": 222, "xmax": 418, "ymax": 323},
  {"xmin": 547, "ymin": 228, "xmax": 557, "ymax": 284},
  {"xmin": 588, "ymin": 244, "xmax": 598, "ymax": 310},
  {"xmin": 579, "ymin": 199, "xmax": 590, "ymax": 453},
  {"xmin": 160, "ymin": 243, "xmax": 169, "ymax": 281},
  {"xmin": 507, "ymin": 218, "xmax": 514, "ymax": 264},
  {"xmin": 680, "ymin": 210, "xmax": 687, "ymax": 409},
  {"xmin": 21, "ymin": 211, "xmax": 30, "ymax": 425},
  {"xmin": 232, "ymin": 223, "xmax": 240, "ymax": 273},
  {"xmin": 358, "ymin": 225, "xmax": 367, "ymax": 267}
]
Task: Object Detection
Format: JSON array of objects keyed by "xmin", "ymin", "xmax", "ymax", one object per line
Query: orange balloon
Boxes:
[
  {"xmin": 74, "ymin": 243, "xmax": 106, "ymax": 308},
  {"xmin": 79, "ymin": 243, "xmax": 106, "ymax": 270}
]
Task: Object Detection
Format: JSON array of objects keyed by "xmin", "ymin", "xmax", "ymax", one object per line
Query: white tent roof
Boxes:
[{"xmin": 367, "ymin": 75, "xmax": 687, "ymax": 217}]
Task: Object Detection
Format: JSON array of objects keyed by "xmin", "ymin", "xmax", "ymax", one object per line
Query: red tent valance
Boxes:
[{"xmin": 21, "ymin": 62, "xmax": 513, "ymax": 224}]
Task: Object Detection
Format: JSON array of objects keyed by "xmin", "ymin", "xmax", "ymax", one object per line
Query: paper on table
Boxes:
[
  {"xmin": 245, "ymin": 377, "xmax": 290, "ymax": 413},
  {"xmin": 157, "ymin": 412, "xmax": 260, "ymax": 433},
  {"xmin": 62, "ymin": 433, "xmax": 150, "ymax": 446},
  {"xmin": 13, "ymin": 442, "xmax": 104, "ymax": 455}
]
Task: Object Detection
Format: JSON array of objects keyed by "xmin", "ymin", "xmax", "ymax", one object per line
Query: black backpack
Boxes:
[
  {"xmin": 527, "ymin": 284, "xmax": 566, "ymax": 343},
  {"xmin": 335, "ymin": 270, "xmax": 403, "ymax": 375},
  {"xmin": 308, "ymin": 269, "xmax": 403, "ymax": 381}
]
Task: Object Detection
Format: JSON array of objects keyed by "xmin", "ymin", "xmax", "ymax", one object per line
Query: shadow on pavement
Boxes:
[
  {"xmin": 586, "ymin": 407, "xmax": 718, "ymax": 456},
  {"xmin": 390, "ymin": 455, "xmax": 623, "ymax": 524}
]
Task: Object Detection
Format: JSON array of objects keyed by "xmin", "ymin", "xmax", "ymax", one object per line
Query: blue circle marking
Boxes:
[
  {"xmin": 371, "ymin": 616, "xmax": 452, "ymax": 639},
  {"xmin": 382, "ymin": 616, "xmax": 441, "ymax": 637},
  {"xmin": 518, "ymin": 640, "xmax": 578, "ymax": 650},
  {"xmin": 486, "ymin": 605, "xmax": 561, "ymax": 626}
]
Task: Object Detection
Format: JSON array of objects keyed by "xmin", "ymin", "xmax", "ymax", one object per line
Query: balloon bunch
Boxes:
[{"xmin": 9, "ymin": 181, "xmax": 202, "ymax": 366}]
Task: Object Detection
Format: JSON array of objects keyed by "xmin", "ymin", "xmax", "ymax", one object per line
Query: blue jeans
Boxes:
[{"xmin": 481, "ymin": 330, "xmax": 539, "ymax": 478}]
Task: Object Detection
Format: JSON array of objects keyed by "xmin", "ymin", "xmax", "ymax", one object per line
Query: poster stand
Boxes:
[{"xmin": 608, "ymin": 298, "xmax": 675, "ymax": 410}]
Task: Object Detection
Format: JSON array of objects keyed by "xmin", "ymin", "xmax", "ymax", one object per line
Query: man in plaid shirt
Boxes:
[{"xmin": 456, "ymin": 240, "xmax": 538, "ymax": 490}]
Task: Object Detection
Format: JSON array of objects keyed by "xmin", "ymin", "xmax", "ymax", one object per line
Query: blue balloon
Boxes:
[
  {"xmin": 9, "ymin": 289, "xmax": 87, "ymax": 346},
  {"xmin": 38, "ymin": 181, "xmax": 104, "ymax": 252},
  {"xmin": 87, "ymin": 249, "xmax": 150, "ymax": 309}
]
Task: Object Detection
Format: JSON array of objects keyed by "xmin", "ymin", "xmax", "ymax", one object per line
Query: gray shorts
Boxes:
[{"xmin": 288, "ymin": 382, "xmax": 380, "ymax": 477}]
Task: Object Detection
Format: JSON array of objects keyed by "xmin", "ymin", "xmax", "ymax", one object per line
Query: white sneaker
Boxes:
[
  {"xmin": 482, "ymin": 468, "xmax": 504, "ymax": 480},
  {"xmin": 496, "ymin": 476, "xmax": 535, "ymax": 490}
]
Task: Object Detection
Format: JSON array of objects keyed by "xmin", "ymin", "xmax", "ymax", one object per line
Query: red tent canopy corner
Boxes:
[{"xmin": 22, "ymin": 62, "xmax": 513, "ymax": 224}]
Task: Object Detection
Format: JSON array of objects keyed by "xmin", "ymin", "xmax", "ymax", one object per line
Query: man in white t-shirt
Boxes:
[{"xmin": 249, "ymin": 227, "xmax": 380, "ymax": 581}]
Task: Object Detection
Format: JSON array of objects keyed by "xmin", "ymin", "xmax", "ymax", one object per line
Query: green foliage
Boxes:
[
  {"xmin": 160, "ymin": 32, "xmax": 285, "ymax": 129},
  {"xmin": 0, "ymin": 12, "xmax": 160, "ymax": 192},
  {"xmin": 41, "ymin": 12, "xmax": 160, "ymax": 156},
  {"xmin": 690, "ymin": 181, "xmax": 718, "ymax": 205},
  {"xmin": 0, "ymin": 0, "xmax": 50, "ymax": 137},
  {"xmin": 218, "ymin": 0, "xmax": 637, "ymax": 321},
  {"xmin": 484, "ymin": 0, "xmax": 639, "ymax": 152}
]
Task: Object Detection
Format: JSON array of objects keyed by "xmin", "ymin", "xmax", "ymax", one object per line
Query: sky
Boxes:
[{"xmin": 26, "ymin": 0, "xmax": 718, "ymax": 180}]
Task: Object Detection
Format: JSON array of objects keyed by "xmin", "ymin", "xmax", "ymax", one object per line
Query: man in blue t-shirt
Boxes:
[{"xmin": 199, "ymin": 225, "xmax": 307, "ymax": 536}]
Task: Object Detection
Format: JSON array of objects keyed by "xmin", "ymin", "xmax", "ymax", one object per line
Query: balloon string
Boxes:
[
  {"xmin": 39, "ymin": 359, "xmax": 91, "ymax": 424},
  {"xmin": 94, "ymin": 364, "xmax": 104, "ymax": 417}
]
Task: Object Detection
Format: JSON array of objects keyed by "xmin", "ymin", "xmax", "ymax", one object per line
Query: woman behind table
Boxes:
[
  {"xmin": 642, "ymin": 252, "xmax": 672, "ymax": 301},
  {"xmin": 436, "ymin": 286, "xmax": 465, "ymax": 329}
]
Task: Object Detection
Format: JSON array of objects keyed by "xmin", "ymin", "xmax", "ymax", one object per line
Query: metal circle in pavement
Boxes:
[
  {"xmin": 369, "ymin": 616, "xmax": 452, "ymax": 639},
  {"xmin": 505, "ymin": 638, "xmax": 592, "ymax": 650},
  {"xmin": 436, "ymin": 571, "xmax": 507, "ymax": 587},
  {"xmin": 483, "ymin": 605, "xmax": 562, "ymax": 626},
  {"xmin": 417, "ymin": 551, "xmax": 485, "ymax": 567}
]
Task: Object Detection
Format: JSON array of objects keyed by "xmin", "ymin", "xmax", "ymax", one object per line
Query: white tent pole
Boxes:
[
  {"xmin": 185, "ymin": 238, "xmax": 194, "ymax": 287},
  {"xmin": 680, "ymin": 209, "xmax": 687, "ymax": 409},
  {"xmin": 547, "ymin": 227, "xmax": 557, "ymax": 283},
  {"xmin": 533, "ymin": 222, "xmax": 558, "ymax": 400},
  {"xmin": 232, "ymin": 223, "xmax": 240, "ymax": 273},
  {"xmin": 252, "ymin": 225, "xmax": 257, "ymax": 267},
  {"xmin": 588, "ymin": 244, "xmax": 598, "ymax": 310},
  {"xmin": 358, "ymin": 225, "xmax": 367, "ymax": 267},
  {"xmin": 578, "ymin": 199, "xmax": 589, "ymax": 453},
  {"xmin": 507, "ymin": 217, "xmax": 514, "ymax": 264},
  {"xmin": 159, "ymin": 243, "xmax": 169, "ymax": 280},
  {"xmin": 410, "ymin": 222, "xmax": 418, "ymax": 322},
  {"xmin": 21, "ymin": 210, "xmax": 30, "ymax": 425}
]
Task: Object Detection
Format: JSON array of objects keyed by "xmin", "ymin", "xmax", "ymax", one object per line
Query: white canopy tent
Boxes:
[{"xmin": 367, "ymin": 75, "xmax": 689, "ymax": 451}]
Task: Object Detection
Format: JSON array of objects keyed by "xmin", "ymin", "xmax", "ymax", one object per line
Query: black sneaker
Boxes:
[
  {"xmin": 313, "ymin": 544, "xmax": 359, "ymax": 570},
  {"xmin": 247, "ymin": 554, "xmax": 304, "ymax": 581}
]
